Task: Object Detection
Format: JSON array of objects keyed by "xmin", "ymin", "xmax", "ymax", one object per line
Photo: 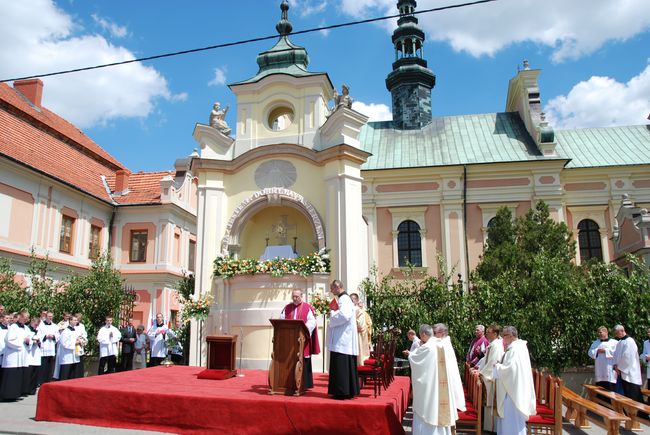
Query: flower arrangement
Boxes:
[
  {"xmin": 181, "ymin": 293, "xmax": 214, "ymax": 321},
  {"xmin": 310, "ymin": 293, "xmax": 331, "ymax": 317},
  {"xmin": 213, "ymin": 248, "xmax": 330, "ymax": 279}
]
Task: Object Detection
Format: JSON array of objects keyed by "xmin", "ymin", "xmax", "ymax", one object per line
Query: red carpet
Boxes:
[{"xmin": 36, "ymin": 366, "xmax": 410, "ymax": 434}]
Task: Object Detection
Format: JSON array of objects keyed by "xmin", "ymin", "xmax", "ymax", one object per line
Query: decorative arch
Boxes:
[{"xmin": 220, "ymin": 187, "xmax": 325, "ymax": 256}]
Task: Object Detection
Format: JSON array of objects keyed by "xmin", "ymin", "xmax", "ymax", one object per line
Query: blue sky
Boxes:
[{"xmin": 1, "ymin": 0, "xmax": 649, "ymax": 172}]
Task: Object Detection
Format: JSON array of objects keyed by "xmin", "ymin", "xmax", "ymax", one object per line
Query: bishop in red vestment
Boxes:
[{"xmin": 280, "ymin": 289, "xmax": 320, "ymax": 388}]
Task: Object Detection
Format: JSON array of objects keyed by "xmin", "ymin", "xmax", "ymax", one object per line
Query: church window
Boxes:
[
  {"xmin": 397, "ymin": 220, "xmax": 422, "ymax": 267},
  {"xmin": 267, "ymin": 106, "xmax": 294, "ymax": 131},
  {"xmin": 188, "ymin": 240, "xmax": 196, "ymax": 272},
  {"xmin": 89, "ymin": 225, "xmax": 101, "ymax": 259},
  {"xmin": 578, "ymin": 219, "xmax": 602, "ymax": 262},
  {"xmin": 130, "ymin": 230, "xmax": 148, "ymax": 263},
  {"xmin": 59, "ymin": 215, "xmax": 75, "ymax": 254}
]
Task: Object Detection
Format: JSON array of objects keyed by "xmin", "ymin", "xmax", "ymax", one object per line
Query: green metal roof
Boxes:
[
  {"xmin": 360, "ymin": 112, "xmax": 549, "ymax": 170},
  {"xmin": 359, "ymin": 113, "xmax": 650, "ymax": 170},
  {"xmin": 555, "ymin": 125, "xmax": 650, "ymax": 168}
]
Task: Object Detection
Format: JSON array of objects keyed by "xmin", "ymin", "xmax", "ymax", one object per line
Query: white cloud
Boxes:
[
  {"xmin": 545, "ymin": 62, "xmax": 650, "ymax": 129},
  {"xmin": 91, "ymin": 14, "xmax": 128, "ymax": 38},
  {"xmin": 208, "ymin": 67, "xmax": 227, "ymax": 87},
  {"xmin": 352, "ymin": 101, "xmax": 392, "ymax": 121},
  {"xmin": 339, "ymin": 0, "xmax": 650, "ymax": 62},
  {"xmin": 288, "ymin": 0, "xmax": 328, "ymax": 17},
  {"xmin": 0, "ymin": 0, "xmax": 182, "ymax": 128},
  {"xmin": 170, "ymin": 92, "xmax": 188, "ymax": 103},
  {"xmin": 318, "ymin": 20, "xmax": 330, "ymax": 37}
]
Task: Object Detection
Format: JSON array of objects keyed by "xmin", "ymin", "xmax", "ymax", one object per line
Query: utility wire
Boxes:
[{"xmin": 0, "ymin": 0, "xmax": 497, "ymax": 83}]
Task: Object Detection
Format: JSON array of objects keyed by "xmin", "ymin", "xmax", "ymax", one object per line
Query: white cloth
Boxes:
[
  {"xmin": 37, "ymin": 321, "xmax": 59, "ymax": 357},
  {"xmin": 588, "ymin": 338, "xmax": 618, "ymax": 383},
  {"xmin": 260, "ymin": 245, "xmax": 296, "ymax": 260},
  {"xmin": 58, "ymin": 327, "xmax": 82, "ymax": 366},
  {"xmin": 640, "ymin": 339, "xmax": 650, "ymax": 379},
  {"xmin": 412, "ymin": 413, "xmax": 453, "ymax": 435},
  {"xmin": 495, "ymin": 394, "xmax": 527, "ymax": 435},
  {"xmin": 409, "ymin": 336, "xmax": 466, "ymax": 429},
  {"xmin": 614, "ymin": 336, "xmax": 642, "ymax": 385},
  {"xmin": 493, "ymin": 339, "xmax": 536, "ymax": 426},
  {"xmin": 2, "ymin": 323, "xmax": 29, "ymax": 368},
  {"xmin": 148, "ymin": 323, "xmax": 169, "ymax": 358},
  {"xmin": 0, "ymin": 327, "xmax": 7, "ymax": 366},
  {"xmin": 410, "ymin": 336, "xmax": 421, "ymax": 353},
  {"xmin": 97, "ymin": 325, "xmax": 121, "ymax": 357},
  {"xmin": 327, "ymin": 293, "xmax": 358, "ymax": 356},
  {"xmin": 26, "ymin": 327, "xmax": 43, "ymax": 366}
]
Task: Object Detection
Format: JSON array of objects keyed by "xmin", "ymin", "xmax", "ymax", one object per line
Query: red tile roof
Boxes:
[{"xmin": 0, "ymin": 82, "xmax": 167, "ymax": 205}]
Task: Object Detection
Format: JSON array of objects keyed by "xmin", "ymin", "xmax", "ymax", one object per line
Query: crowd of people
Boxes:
[{"xmin": 0, "ymin": 304, "xmax": 183, "ymax": 402}]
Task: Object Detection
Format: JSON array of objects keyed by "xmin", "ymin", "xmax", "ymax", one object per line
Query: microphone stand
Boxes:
[{"xmin": 237, "ymin": 326, "xmax": 245, "ymax": 377}]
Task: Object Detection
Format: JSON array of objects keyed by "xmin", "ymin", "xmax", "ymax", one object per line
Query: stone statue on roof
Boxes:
[
  {"xmin": 327, "ymin": 84, "xmax": 353, "ymax": 118},
  {"xmin": 209, "ymin": 102, "xmax": 231, "ymax": 135}
]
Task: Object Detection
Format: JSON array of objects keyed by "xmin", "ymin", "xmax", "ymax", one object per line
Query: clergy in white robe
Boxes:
[
  {"xmin": 612, "ymin": 325, "xmax": 644, "ymax": 405},
  {"xmin": 58, "ymin": 315, "xmax": 83, "ymax": 380},
  {"xmin": 73, "ymin": 314, "xmax": 88, "ymax": 379},
  {"xmin": 0, "ymin": 311, "xmax": 31, "ymax": 401},
  {"xmin": 97, "ymin": 316, "xmax": 121, "ymax": 375},
  {"xmin": 0, "ymin": 313, "xmax": 7, "ymax": 391},
  {"xmin": 148, "ymin": 313, "xmax": 169, "ymax": 367},
  {"xmin": 493, "ymin": 326, "xmax": 536, "ymax": 435},
  {"xmin": 409, "ymin": 323, "xmax": 466, "ymax": 435},
  {"xmin": 327, "ymin": 279, "xmax": 360, "ymax": 399},
  {"xmin": 26, "ymin": 318, "xmax": 43, "ymax": 395},
  {"xmin": 641, "ymin": 328, "xmax": 650, "ymax": 390},
  {"xmin": 587, "ymin": 326, "xmax": 618, "ymax": 391},
  {"xmin": 37, "ymin": 311, "xmax": 58, "ymax": 385},
  {"xmin": 478, "ymin": 325, "xmax": 505, "ymax": 432},
  {"xmin": 350, "ymin": 293, "xmax": 371, "ymax": 366}
]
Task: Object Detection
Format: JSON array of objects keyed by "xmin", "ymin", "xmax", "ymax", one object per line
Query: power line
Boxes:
[{"xmin": 0, "ymin": 0, "xmax": 497, "ymax": 83}]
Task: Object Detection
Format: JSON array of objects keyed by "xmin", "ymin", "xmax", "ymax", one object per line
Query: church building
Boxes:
[{"xmin": 1, "ymin": 1, "xmax": 649, "ymax": 370}]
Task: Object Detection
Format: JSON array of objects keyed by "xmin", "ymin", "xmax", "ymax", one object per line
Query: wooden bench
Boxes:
[
  {"xmin": 642, "ymin": 388, "xmax": 650, "ymax": 399},
  {"xmin": 583, "ymin": 384, "xmax": 650, "ymax": 432},
  {"xmin": 562, "ymin": 387, "xmax": 630, "ymax": 435}
]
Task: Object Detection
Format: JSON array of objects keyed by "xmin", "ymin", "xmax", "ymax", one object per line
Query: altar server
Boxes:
[
  {"xmin": 97, "ymin": 315, "xmax": 121, "ymax": 375},
  {"xmin": 37, "ymin": 311, "xmax": 58, "ymax": 385},
  {"xmin": 641, "ymin": 327, "xmax": 650, "ymax": 390},
  {"xmin": 327, "ymin": 279, "xmax": 359, "ymax": 399},
  {"xmin": 0, "ymin": 310, "xmax": 30, "ymax": 401},
  {"xmin": 58, "ymin": 315, "xmax": 83, "ymax": 380},
  {"xmin": 409, "ymin": 323, "xmax": 466, "ymax": 435},
  {"xmin": 26, "ymin": 317, "xmax": 43, "ymax": 395},
  {"xmin": 148, "ymin": 313, "xmax": 169, "ymax": 366},
  {"xmin": 478, "ymin": 324, "xmax": 505, "ymax": 432},
  {"xmin": 613, "ymin": 325, "xmax": 644, "ymax": 404},
  {"xmin": 493, "ymin": 325, "xmax": 536, "ymax": 435},
  {"xmin": 280, "ymin": 289, "xmax": 320, "ymax": 388},
  {"xmin": 74, "ymin": 312, "xmax": 88, "ymax": 378},
  {"xmin": 587, "ymin": 326, "xmax": 618, "ymax": 391}
]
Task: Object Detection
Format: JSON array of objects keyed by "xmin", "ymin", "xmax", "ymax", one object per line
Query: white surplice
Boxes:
[
  {"xmin": 0, "ymin": 326, "xmax": 8, "ymax": 367},
  {"xmin": 37, "ymin": 321, "xmax": 59, "ymax": 357},
  {"xmin": 147, "ymin": 323, "xmax": 169, "ymax": 358},
  {"xmin": 327, "ymin": 293, "xmax": 358, "ymax": 356},
  {"xmin": 493, "ymin": 339, "xmax": 536, "ymax": 435},
  {"xmin": 97, "ymin": 325, "xmax": 121, "ymax": 357},
  {"xmin": 588, "ymin": 338, "xmax": 618, "ymax": 383},
  {"xmin": 409, "ymin": 336, "xmax": 466, "ymax": 434},
  {"xmin": 26, "ymin": 326, "xmax": 43, "ymax": 367},
  {"xmin": 614, "ymin": 336, "xmax": 642, "ymax": 385},
  {"xmin": 2, "ymin": 323, "xmax": 29, "ymax": 368},
  {"xmin": 58, "ymin": 327, "xmax": 82, "ymax": 366},
  {"xmin": 479, "ymin": 337, "xmax": 505, "ymax": 432}
]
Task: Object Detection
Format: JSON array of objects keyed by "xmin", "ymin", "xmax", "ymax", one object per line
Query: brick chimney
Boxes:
[
  {"xmin": 115, "ymin": 169, "xmax": 130, "ymax": 193},
  {"xmin": 14, "ymin": 79, "xmax": 44, "ymax": 108}
]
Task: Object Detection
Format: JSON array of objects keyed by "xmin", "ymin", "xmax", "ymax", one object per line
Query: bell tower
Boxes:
[{"xmin": 385, "ymin": 0, "xmax": 436, "ymax": 130}]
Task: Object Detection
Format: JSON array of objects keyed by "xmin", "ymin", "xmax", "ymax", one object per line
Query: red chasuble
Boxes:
[{"xmin": 283, "ymin": 302, "xmax": 321, "ymax": 358}]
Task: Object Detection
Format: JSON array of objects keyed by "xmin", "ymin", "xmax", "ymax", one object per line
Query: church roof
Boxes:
[
  {"xmin": 359, "ymin": 112, "xmax": 650, "ymax": 170},
  {"xmin": 360, "ymin": 112, "xmax": 551, "ymax": 170}
]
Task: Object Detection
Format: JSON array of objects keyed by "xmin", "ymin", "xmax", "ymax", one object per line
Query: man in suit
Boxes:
[{"xmin": 120, "ymin": 318, "xmax": 137, "ymax": 371}]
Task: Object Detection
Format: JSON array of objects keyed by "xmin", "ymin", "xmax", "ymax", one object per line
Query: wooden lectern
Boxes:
[
  {"xmin": 206, "ymin": 335, "xmax": 238, "ymax": 379},
  {"xmin": 269, "ymin": 319, "xmax": 309, "ymax": 396}
]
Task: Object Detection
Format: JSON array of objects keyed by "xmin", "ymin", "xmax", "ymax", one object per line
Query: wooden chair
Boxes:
[
  {"xmin": 358, "ymin": 332, "xmax": 384, "ymax": 398},
  {"xmin": 457, "ymin": 369, "xmax": 483, "ymax": 435},
  {"xmin": 527, "ymin": 374, "xmax": 563, "ymax": 434}
]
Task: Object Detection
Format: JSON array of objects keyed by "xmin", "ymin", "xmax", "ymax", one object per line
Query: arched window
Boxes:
[
  {"xmin": 397, "ymin": 220, "xmax": 422, "ymax": 267},
  {"xmin": 578, "ymin": 219, "xmax": 602, "ymax": 262}
]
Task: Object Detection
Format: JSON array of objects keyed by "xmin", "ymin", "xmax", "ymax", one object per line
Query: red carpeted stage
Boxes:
[{"xmin": 36, "ymin": 366, "xmax": 410, "ymax": 434}]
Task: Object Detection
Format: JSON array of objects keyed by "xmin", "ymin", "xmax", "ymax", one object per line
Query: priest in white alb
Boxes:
[
  {"xmin": 477, "ymin": 324, "xmax": 505, "ymax": 432},
  {"xmin": 587, "ymin": 326, "xmax": 618, "ymax": 391},
  {"xmin": 409, "ymin": 323, "xmax": 466, "ymax": 435},
  {"xmin": 493, "ymin": 325, "xmax": 536, "ymax": 435},
  {"xmin": 612, "ymin": 324, "xmax": 644, "ymax": 404}
]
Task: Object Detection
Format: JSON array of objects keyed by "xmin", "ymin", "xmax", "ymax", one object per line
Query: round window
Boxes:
[{"xmin": 267, "ymin": 106, "xmax": 294, "ymax": 131}]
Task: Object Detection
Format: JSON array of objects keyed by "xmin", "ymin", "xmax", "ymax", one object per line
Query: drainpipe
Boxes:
[
  {"xmin": 463, "ymin": 164, "xmax": 470, "ymax": 291},
  {"xmin": 108, "ymin": 205, "xmax": 117, "ymax": 257}
]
